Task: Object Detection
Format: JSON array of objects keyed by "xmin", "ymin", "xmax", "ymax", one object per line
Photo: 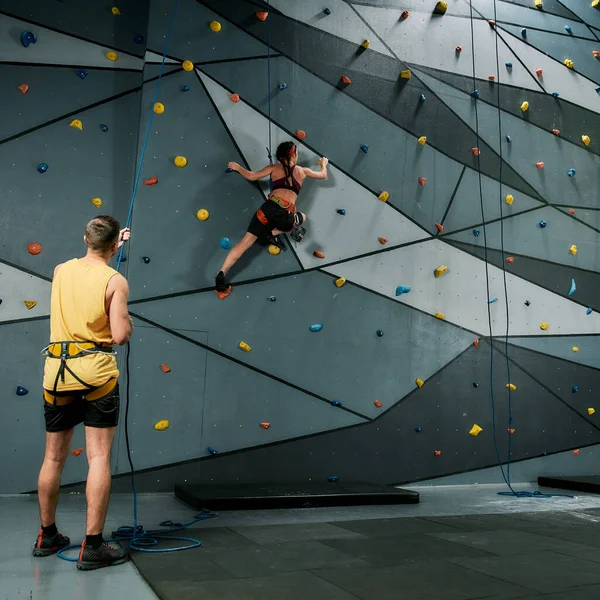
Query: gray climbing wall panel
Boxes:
[{"xmin": 507, "ymin": 336, "xmax": 600, "ymax": 370}]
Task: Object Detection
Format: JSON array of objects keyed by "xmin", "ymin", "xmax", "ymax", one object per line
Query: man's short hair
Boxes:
[{"xmin": 85, "ymin": 215, "xmax": 121, "ymax": 252}]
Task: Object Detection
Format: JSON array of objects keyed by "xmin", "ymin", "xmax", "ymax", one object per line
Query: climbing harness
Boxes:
[{"xmin": 267, "ymin": 192, "xmax": 296, "ymax": 212}]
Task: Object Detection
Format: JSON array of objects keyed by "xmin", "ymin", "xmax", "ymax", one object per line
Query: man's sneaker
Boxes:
[
  {"xmin": 32, "ymin": 529, "xmax": 71, "ymax": 557},
  {"xmin": 76, "ymin": 540, "xmax": 129, "ymax": 571}
]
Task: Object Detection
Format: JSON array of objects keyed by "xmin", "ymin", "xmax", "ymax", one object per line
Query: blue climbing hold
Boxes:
[
  {"xmin": 100, "ymin": 124, "xmax": 109, "ymax": 132},
  {"xmin": 505, "ymin": 61, "xmax": 513, "ymax": 68},
  {"xmin": 564, "ymin": 25, "xmax": 572, "ymax": 33},
  {"xmin": 336, "ymin": 209, "xmax": 346, "ymax": 215},
  {"xmin": 181, "ymin": 85, "xmax": 190, "ymax": 92},
  {"xmin": 524, "ymin": 300, "xmax": 531, "ymax": 306},
  {"xmin": 506, "ymin": 135, "xmax": 512, "ymax": 143},
  {"xmin": 567, "ymin": 168, "xmax": 576, "ymax": 177},
  {"xmin": 572, "ymin": 385, "xmax": 579, "ymax": 393},
  {"xmin": 395, "ymin": 285, "xmax": 411, "ymax": 296},
  {"xmin": 134, "ymin": 34, "xmax": 144, "ymax": 44},
  {"xmin": 21, "ymin": 30, "xmax": 37, "ymax": 48},
  {"xmin": 473, "ymin": 229, "xmax": 480, "ymax": 237},
  {"xmin": 420, "ymin": 94, "xmax": 426, "ymax": 102},
  {"xmin": 473, "ymin": 382, "xmax": 479, "ymax": 388},
  {"xmin": 587, "ymin": 307, "xmax": 593, "ymax": 315},
  {"xmin": 323, "ymin": 7, "xmax": 331, "ymax": 15},
  {"xmin": 331, "ymin": 400, "xmax": 342, "ymax": 407},
  {"xmin": 37, "ymin": 163, "xmax": 48, "ymax": 174},
  {"xmin": 471, "ymin": 90, "xmax": 479, "ymax": 99},
  {"xmin": 376, "ymin": 330, "xmax": 384, "ymax": 337},
  {"xmin": 596, "ymin": 87, "xmax": 600, "ymax": 93},
  {"xmin": 521, "ymin": 28, "xmax": 527, "ymax": 37},
  {"xmin": 76, "ymin": 69, "xmax": 88, "ymax": 80},
  {"xmin": 542, "ymin": 450, "xmax": 548, "ymax": 456},
  {"xmin": 220, "ymin": 237, "xmax": 232, "ymax": 250},
  {"xmin": 414, "ymin": 426, "xmax": 422, "ymax": 433},
  {"xmin": 278, "ymin": 83, "xmax": 287, "ymax": 90},
  {"xmin": 142, "ymin": 256, "xmax": 151, "ymax": 264},
  {"xmin": 309, "ymin": 323, "xmax": 323, "ymax": 332},
  {"xmin": 207, "ymin": 446, "xmax": 218, "ymax": 456},
  {"xmin": 120, "ymin": 255, "xmax": 127, "ymax": 262},
  {"xmin": 488, "ymin": 297, "xmax": 497, "ymax": 304},
  {"xmin": 16, "ymin": 386, "xmax": 29, "ymax": 396},
  {"xmin": 568, "ymin": 278, "xmax": 576, "ymax": 297},
  {"xmin": 360, "ymin": 144, "xmax": 369, "ymax": 154},
  {"xmin": 267, "ymin": 296, "xmax": 277, "ymax": 302},
  {"xmin": 328, "ymin": 476, "xmax": 339, "ymax": 482},
  {"xmin": 539, "ymin": 220, "xmax": 547, "ymax": 228},
  {"xmin": 551, "ymin": 91, "xmax": 560, "ymax": 97}
]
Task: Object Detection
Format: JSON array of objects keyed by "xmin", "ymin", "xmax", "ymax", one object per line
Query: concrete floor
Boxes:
[{"xmin": 4, "ymin": 483, "xmax": 600, "ymax": 600}]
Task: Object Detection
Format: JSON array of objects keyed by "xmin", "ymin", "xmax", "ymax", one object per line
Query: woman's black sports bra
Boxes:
[{"xmin": 271, "ymin": 165, "xmax": 302, "ymax": 194}]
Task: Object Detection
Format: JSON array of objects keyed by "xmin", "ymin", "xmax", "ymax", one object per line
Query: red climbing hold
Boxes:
[
  {"xmin": 506, "ymin": 256, "xmax": 515, "ymax": 264},
  {"xmin": 215, "ymin": 286, "xmax": 232, "ymax": 300},
  {"xmin": 552, "ymin": 129, "xmax": 560, "ymax": 135},
  {"xmin": 434, "ymin": 450, "xmax": 442, "ymax": 456},
  {"xmin": 374, "ymin": 399, "xmax": 383, "ymax": 408},
  {"xmin": 28, "ymin": 242, "xmax": 42, "ymax": 255},
  {"xmin": 296, "ymin": 129, "xmax": 307, "ymax": 140},
  {"xmin": 574, "ymin": 449, "xmax": 580, "ymax": 456},
  {"xmin": 473, "ymin": 338, "xmax": 480, "ymax": 347},
  {"xmin": 401, "ymin": 10, "xmax": 409, "ymax": 19},
  {"xmin": 507, "ymin": 428, "xmax": 516, "ymax": 435},
  {"xmin": 18, "ymin": 84, "xmax": 29, "ymax": 94},
  {"xmin": 260, "ymin": 422, "xmax": 271, "ymax": 429},
  {"xmin": 569, "ymin": 208, "xmax": 576, "ymax": 214},
  {"xmin": 314, "ymin": 250, "xmax": 325, "ymax": 259},
  {"xmin": 535, "ymin": 68, "xmax": 543, "ymax": 77},
  {"xmin": 593, "ymin": 50, "xmax": 600, "ymax": 58},
  {"xmin": 160, "ymin": 364, "xmax": 171, "ymax": 373},
  {"xmin": 230, "ymin": 93, "xmax": 240, "ymax": 103},
  {"xmin": 488, "ymin": 75, "xmax": 495, "ymax": 81},
  {"xmin": 536, "ymin": 161, "xmax": 544, "ymax": 169},
  {"xmin": 435, "ymin": 223, "xmax": 444, "ymax": 233},
  {"xmin": 378, "ymin": 237, "xmax": 388, "ymax": 245},
  {"xmin": 488, "ymin": 19, "xmax": 496, "ymax": 27},
  {"xmin": 71, "ymin": 448, "xmax": 83, "ymax": 457},
  {"xmin": 472, "ymin": 147, "xmax": 480, "ymax": 156},
  {"xmin": 455, "ymin": 45, "xmax": 462, "ymax": 53},
  {"xmin": 418, "ymin": 177, "xmax": 426, "ymax": 186},
  {"xmin": 256, "ymin": 11, "xmax": 268, "ymax": 21},
  {"xmin": 144, "ymin": 176, "xmax": 158, "ymax": 186},
  {"xmin": 341, "ymin": 75, "xmax": 352, "ymax": 85}
]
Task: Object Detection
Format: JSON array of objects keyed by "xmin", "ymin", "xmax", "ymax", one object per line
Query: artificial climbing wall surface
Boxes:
[{"xmin": 1, "ymin": 0, "xmax": 599, "ymax": 494}]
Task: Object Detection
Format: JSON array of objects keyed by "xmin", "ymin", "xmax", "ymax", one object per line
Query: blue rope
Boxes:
[
  {"xmin": 468, "ymin": 0, "xmax": 571, "ymax": 499},
  {"xmin": 58, "ymin": 0, "xmax": 220, "ymax": 562}
]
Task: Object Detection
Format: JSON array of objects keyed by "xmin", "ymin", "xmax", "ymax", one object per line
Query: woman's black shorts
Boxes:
[{"xmin": 247, "ymin": 200, "xmax": 304, "ymax": 237}]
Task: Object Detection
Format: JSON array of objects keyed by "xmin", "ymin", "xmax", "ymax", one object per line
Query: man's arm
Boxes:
[
  {"xmin": 302, "ymin": 157, "xmax": 328, "ymax": 180},
  {"xmin": 228, "ymin": 162, "xmax": 274, "ymax": 182},
  {"xmin": 107, "ymin": 274, "xmax": 133, "ymax": 345}
]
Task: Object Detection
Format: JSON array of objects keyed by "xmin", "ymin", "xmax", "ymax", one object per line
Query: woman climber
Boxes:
[{"xmin": 215, "ymin": 141, "xmax": 328, "ymax": 298}]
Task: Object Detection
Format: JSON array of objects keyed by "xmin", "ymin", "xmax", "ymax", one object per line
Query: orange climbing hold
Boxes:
[
  {"xmin": 28, "ymin": 242, "xmax": 42, "ymax": 255},
  {"xmin": 569, "ymin": 208, "xmax": 576, "ymax": 214},
  {"xmin": 144, "ymin": 176, "xmax": 158, "ymax": 186},
  {"xmin": 160, "ymin": 364, "xmax": 171, "ymax": 373},
  {"xmin": 507, "ymin": 428, "xmax": 516, "ymax": 434},
  {"xmin": 296, "ymin": 129, "xmax": 307, "ymax": 140},
  {"xmin": 314, "ymin": 250, "xmax": 325, "ymax": 259},
  {"xmin": 552, "ymin": 129, "xmax": 560, "ymax": 135},
  {"xmin": 435, "ymin": 223, "xmax": 444, "ymax": 233},
  {"xmin": 472, "ymin": 147, "xmax": 480, "ymax": 156},
  {"xmin": 260, "ymin": 422, "xmax": 271, "ymax": 429},
  {"xmin": 18, "ymin": 83, "xmax": 29, "ymax": 94},
  {"xmin": 341, "ymin": 75, "xmax": 352, "ymax": 84},
  {"xmin": 378, "ymin": 237, "xmax": 388, "ymax": 245},
  {"xmin": 536, "ymin": 161, "xmax": 544, "ymax": 169},
  {"xmin": 506, "ymin": 256, "xmax": 515, "ymax": 264},
  {"xmin": 574, "ymin": 449, "xmax": 580, "ymax": 456},
  {"xmin": 434, "ymin": 450, "xmax": 442, "ymax": 457},
  {"xmin": 488, "ymin": 75, "xmax": 495, "ymax": 81},
  {"xmin": 401, "ymin": 10, "xmax": 409, "ymax": 19},
  {"xmin": 488, "ymin": 19, "xmax": 495, "ymax": 26},
  {"xmin": 473, "ymin": 338, "xmax": 479, "ymax": 347},
  {"xmin": 230, "ymin": 93, "xmax": 240, "ymax": 102},
  {"xmin": 256, "ymin": 11, "xmax": 268, "ymax": 21},
  {"xmin": 594, "ymin": 50, "xmax": 600, "ymax": 58},
  {"xmin": 418, "ymin": 177, "xmax": 426, "ymax": 186},
  {"xmin": 215, "ymin": 286, "xmax": 232, "ymax": 300},
  {"xmin": 71, "ymin": 448, "xmax": 83, "ymax": 457},
  {"xmin": 535, "ymin": 68, "xmax": 543, "ymax": 76},
  {"xmin": 374, "ymin": 399, "xmax": 383, "ymax": 408},
  {"xmin": 456, "ymin": 45, "xmax": 462, "ymax": 53}
]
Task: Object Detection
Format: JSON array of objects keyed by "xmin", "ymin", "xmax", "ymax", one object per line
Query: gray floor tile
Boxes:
[
  {"xmin": 333, "ymin": 517, "xmax": 467, "ymax": 537},
  {"xmin": 231, "ymin": 522, "xmax": 367, "ymax": 544},
  {"xmin": 513, "ymin": 585, "xmax": 600, "ymax": 600},
  {"xmin": 448, "ymin": 551, "xmax": 600, "ymax": 594},
  {"xmin": 152, "ymin": 571, "xmax": 360, "ymax": 600},
  {"xmin": 163, "ymin": 526, "xmax": 260, "ymax": 548},
  {"xmin": 314, "ymin": 559, "xmax": 533, "ymax": 600},
  {"xmin": 322, "ymin": 533, "xmax": 494, "ymax": 566},
  {"xmin": 203, "ymin": 540, "xmax": 370, "ymax": 578},
  {"xmin": 421, "ymin": 514, "xmax": 524, "ymax": 531}
]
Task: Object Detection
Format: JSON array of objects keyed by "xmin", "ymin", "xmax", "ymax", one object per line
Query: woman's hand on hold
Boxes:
[
  {"xmin": 318, "ymin": 157, "xmax": 329, "ymax": 168},
  {"xmin": 228, "ymin": 161, "xmax": 241, "ymax": 172}
]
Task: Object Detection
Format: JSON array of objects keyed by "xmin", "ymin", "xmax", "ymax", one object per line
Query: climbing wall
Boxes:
[{"xmin": 1, "ymin": 0, "xmax": 599, "ymax": 494}]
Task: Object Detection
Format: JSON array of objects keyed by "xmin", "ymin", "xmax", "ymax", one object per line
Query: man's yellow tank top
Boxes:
[{"xmin": 43, "ymin": 258, "xmax": 120, "ymax": 391}]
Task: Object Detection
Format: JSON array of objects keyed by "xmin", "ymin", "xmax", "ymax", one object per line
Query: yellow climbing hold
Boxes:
[
  {"xmin": 182, "ymin": 60, "xmax": 194, "ymax": 72},
  {"xmin": 540, "ymin": 321, "xmax": 549, "ymax": 331},
  {"xmin": 210, "ymin": 20, "xmax": 222, "ymax": 32},
  {"xmin": 573, "ymin": 346, "xmax": 579, "ymax": 352},
  {"xmin": 196, "ymin": 209, "xmax": 209, "ymax": 221},
  {"xmin": 153, "ymin": 102, "xmax": 165, "ymax": 114},
  {"xmin": 400, "ymin": 69, "xmax": 412, "ymax": 79},
  {"xmin": 435, "ymin": 312, "xmax": 445, "ymax": 320},
  {"xmin": 24, "ymin": 300, "xmax": 37, "ymax": 310},
  {"xmin": 570, "ymin": 244, "xmax": 578, "ymax": 255},
  {"xmin": 564, "ymin": 58, "xmax": 574, "ymax": 68},
  {"xmin": 361, "ymin": 39, "xmax": 370, "ymax": 49},
  {"xmin": 154, "ymin": 420, "xmax": 169, "ymax": 431},
  {"xmin": 106, "ymin": 51, "xmax": 119, "ymax": 61},
  {"xmin": 505, "ymin": 194, "xmax": 514, "ymax": 205},
  {"xmin": 416, "ymin": 378, "xmax": 424, "ymax": 388},
  {"xmin": 174, "ymin": 156, "xmax": 187, "ymax": 168},
  {"xmin": 91, "ymin": 197, "xmax": 103, "ymax": 208},
  {"xmin": 268, "ymin": 244, "xmax": 281, "ymax": 255},
  {"xmin": 335, "ymin": 277, "xmax": 346, "ymax": 288},
  {"xmin": 378, "ymin": 191, "xmax": 389, "ymax": 202},
  {"xmin": 434, "ymin": 1, "xmax": 448, "ymax": 14},
  {"xmin": 582, "ymin": 135, "xmax": 591, "ymax": 146},
  {"xmin": 588, "ymin": 408, "xmax": 596, "ymax": 415},
  {"xmin": 434, "ymin": 265, "xmax": 448, "ymax": 278},
  {"xmin": 469, "ymin": 424, "xmax": 483, "ymax": 436},
  {"xmin": 69, "ymin": 119, "xmax": 83, "ymax": 130},
  {"xmin": 520, "ymin": 101, "xmax": 529, "ymax": 112},
  {"xmin": 111, "ymin": 7, "xmax": 121, "ymax": 15},
  {"xmin": 418, "ymin": 136, "xmax": 427, "ymax": 146},
  {"xmin": 594, "ymin": 0, "xmax": 600, "ymax": 7},
  {"xmin": 534, "ymin": 0, "xmax": 543, "ymax": 7},
  {"xmin": 239, "ymin": 341, "xmax": 251, "ymax": 352},
  {"xmin": 506, "ymin": 383, "xmax": 517, "ymax": 391}
]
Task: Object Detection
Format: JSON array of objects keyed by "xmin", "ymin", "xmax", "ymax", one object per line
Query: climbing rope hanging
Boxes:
[{"xmin": 266, "ymin": 0, "xmax": 273, "ymax": 168}]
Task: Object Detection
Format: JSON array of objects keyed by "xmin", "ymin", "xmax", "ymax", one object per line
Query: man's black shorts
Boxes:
[
  {"xmin": 247, "ymin": 200, "xmax": 304, "ymax": 237},
  {"xmin": 43, "ymin": 382, "xmax": 120, "ymax": 432}
]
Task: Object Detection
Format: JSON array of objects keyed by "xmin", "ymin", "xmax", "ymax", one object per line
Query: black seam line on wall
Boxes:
[
  {"xmin": 0, "ymin": 85, "xmax": 142, "ymax": 147},
  {"xmin": 502, "ymin": 339, "xmax": 600, "ymax": 372},
  {"xmin": 0, "ymin": 61, "xmax": 141, "ymax": 74},
  {"xmin": 552, "ymin": 0, "xmax": 589, "ymax": 23},
  {"xmin": 590, "ymin": 26, "xmax": 600, "ymax": 43},
  {"xmin": 195, "ymin": 54, "xmax": 283, "ymax": 66},
  {"xmin": 142, "ymin": 67, "xmax": 186, "ymax": 85},
  {"xmin": 128, "ymin": 310, "xmax": 371, "ymax": 422},
  {"xmin": 0, "ymin": 9, "xmax": 146, "ymax": 60},
  {"xmin": 497, "ymin": 25, "xmax": 600, "ymax": 89},
  {"xmin": 494, "ymin": 21, "xmax": 595, "ymax": 41},
  {"xmin": 438, "ymin": 204, "xmax": 546, "ymax": 238},
  {"xmin": 439, "ymin": 166, "xmax": 467, "ymax": 231},
  {"xmin": 197, "ymin": 68, "xmax": 436, "ymax": 241},
  {"xmin": 193, "ymin": 68, "xmax": 305, "ymax": 271},
  {"xmin": 554, "ymin": 204, "xmax": 600, "ymax": 211},
  {"xmin": 197, "ymin": 2, "xmax": 524, "ymax": 200},
  {"xmin": 343, "ymin": 0, "xmax": 396, "ymax": 57},
  {"xmin": 142, "ymin": 49, "xmax": 185, "ymax": 64},
  {"xmin": 0, "ymin": 257, "xmax": 52, "ymax": 282},
  {"xmin": 0, "ymin": 315, "xmax": 50, "ymax": 328},
  {"xmin": 549, "ymin": 204, "xmax": 600, "ymax": 235},
  {"xmin": 499, "ymin": 332, "xmax": 600, "ymax": 338}
]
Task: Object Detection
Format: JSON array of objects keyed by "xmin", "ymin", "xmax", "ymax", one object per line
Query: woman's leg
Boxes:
[{"xmin": 219, "ymin": 232, "xmax": 257, "ymax": 276}]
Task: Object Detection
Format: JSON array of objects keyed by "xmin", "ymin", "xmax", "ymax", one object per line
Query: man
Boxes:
[{"xmin": 33, "ymin": 215, "xmax": 133, "ymax": 571}]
